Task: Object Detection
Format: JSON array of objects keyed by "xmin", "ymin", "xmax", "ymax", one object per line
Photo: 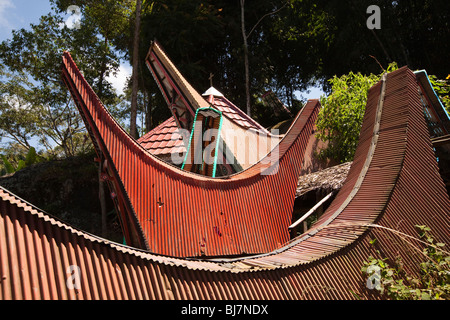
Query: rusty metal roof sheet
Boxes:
[
  {"xmin": 1, "ymin": 67, "xmax": 449, "ymax": 300},
  {"xmin": 208, "ymin": 66, "xmax": 450, "ymax": 268}
]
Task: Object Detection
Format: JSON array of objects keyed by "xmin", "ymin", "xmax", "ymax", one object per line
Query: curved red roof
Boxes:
[{"xmin": 61, "ymin": 51, "xmax": 321, "ymax": 257}]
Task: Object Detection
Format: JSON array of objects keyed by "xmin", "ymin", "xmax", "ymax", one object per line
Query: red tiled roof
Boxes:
[{"xmin": 137, "ymin": 117, "xmax": 186, "ymax": 156}]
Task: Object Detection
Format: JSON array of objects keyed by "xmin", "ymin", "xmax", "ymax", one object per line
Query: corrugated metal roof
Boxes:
[
  {"xmin": 144, "ymin": 41, "xmax": 207, "ymax": 132},
  {"xmin": 61, "ymin": 51, "xmax": 322, "ymax": 258},
  {"xmin": 1, "ymin": 67, "xmax": 449, "ymax": 300},
  {"xmin": 220, "ymin": 66, "xmax": 450, "ymax": 269}
]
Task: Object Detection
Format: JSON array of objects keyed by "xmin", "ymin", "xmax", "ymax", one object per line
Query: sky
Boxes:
[
  {"xmin": 0, "ymin": 0, "xmax": 132, "ymax": 94},
  {"xmin": 0, "ymin": 0, "xmax": 322, "ymax": 99},
  {"xmin": 0, "ymin": 0, "xmax": 51, "ymax": 36}
]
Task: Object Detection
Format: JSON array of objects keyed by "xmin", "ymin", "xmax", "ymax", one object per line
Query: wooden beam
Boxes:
[{"xmin": 289, "ymin": 192, "xmax": 334, "ymax": 229}]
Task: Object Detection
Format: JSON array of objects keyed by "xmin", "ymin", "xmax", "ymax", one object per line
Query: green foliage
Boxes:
[
  {"xmin": 315, "ymin": 71, "xmax": 378, "ymax": 163},
  {"xmin": 0, "ymin": 147, "xmax": 41, "ymax": 175},
  {"xmin": 1, "ymin": 155, "xmax": 15, "ymax": 174},
  {"xmin": 316, "ymin": 64, "xmax": 449, "ymax": 164},
  {"xmin": 0, "ymin": 7, "xmax": 124, "ymax": 158},
  {"xmin": 24, "ymin": 146, "xmax": 38, "ymax": 166},
  {"xmin": 315, "ymin": 63, "xmax": 398, "ymax": 163},
  {"xmin": 1, "ymin": 0, "xmax": 448, "ymax": 156},
  {"xmin": 362, "ymin": 225, "xmax": 450, "ymax": 300},
  {"xmin": 0, "ymin": 71, "xmax": 39, "ymax": 150},
  {"xmin": 429, "ymin": 75, "xmax": 450, "ymax": 115},
  {"xmin": 315, "ymin": 0, "xmax": 450, "ymax": 82}
]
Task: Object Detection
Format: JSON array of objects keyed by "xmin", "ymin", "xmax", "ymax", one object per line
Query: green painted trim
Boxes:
[
  {"xmin": 212, "ymin": 112, "xmax": 224, "ymax": 177},
  {"xmin": 181, "ymin": 107, "xmax": 223, "ymax": 178}
]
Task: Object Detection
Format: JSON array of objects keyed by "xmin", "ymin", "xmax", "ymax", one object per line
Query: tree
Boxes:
[
  {"xmin": 49, "ymin": 0, "xmax": 449, "ymax": 135},
  {"xmin": 51, "ymin": 1, "xmax": 132, "ymax": 239},
  {"xmin": 0, "ymin": 146, "xmax": 41, "ymax": 175},
  {"xmin": 0, "ymin": 71, "xmax": 39, "ymax": 151},
  {"xmin": 0, "ymin": 14, "xmax": 105, "ymax": 158},
  {"xmin": 0, "ymin": 8, "xmax": 127, "ymax": 240},
  {"xmin": 239, "ymin": 0, "xmax": 251, "ymax": 116},
  {"xmin": 51, "ymin": 0, "xmax": 131, "ymax": 100},
  {"xmin": 53, "ymin": 0, "xmax": 165, "ymax": 137},
  {"xmin": 138, "ymin": 0, "xmax": 305, "ymax": 124},
  {"xmin": 239, "ymin": 0, "xmax": 289, "ymax": 116},
  {"xmin": 312, "ymin": 0, "xmax": 450, "ymax": 82},
  {"xmin": 138, "ymin": 0, "xmax": 225, "ymax": 127},
  {"xmin": 315, "ymin": 63, "xmax": 397, "ymax": 163},
  {"xmin": 429, "ymin": 75, "xmax": 450, "ymax": 114}
]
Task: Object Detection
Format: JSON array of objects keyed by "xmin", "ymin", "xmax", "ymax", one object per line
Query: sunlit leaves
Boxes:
[
  {"xmin": 315, "ymin": 70, "xmax": 380, "ymax": 163},
  {"xmin": 0, "ymin": 8, "xmax": 123, "ymax": 158},
  {"xmin": 315, "ymin": 62, "xmax": 402, "ymax": 163},
  {"xmin": 428, "ymin": 75, "xmax": 450, "ymax": 114}
]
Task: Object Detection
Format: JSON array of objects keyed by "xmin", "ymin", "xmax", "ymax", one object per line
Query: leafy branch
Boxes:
[
  {"xmin": 362, "ymin": 225, "xmax": 450, "ymax": 300},
  {"xmin": 1, "ymin": 147, "xmax": 40, "ymax": 174}
]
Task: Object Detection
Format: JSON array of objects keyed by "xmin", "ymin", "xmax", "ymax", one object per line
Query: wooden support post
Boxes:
[{"xmin": 289, "ymin": 192, "xmax": 334, "ymax": 229}]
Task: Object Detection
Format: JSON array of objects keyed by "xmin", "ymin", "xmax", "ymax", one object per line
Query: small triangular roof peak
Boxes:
[{"xmin": 202, "ymin": 86, "xmax": 224, "ymax": 97}]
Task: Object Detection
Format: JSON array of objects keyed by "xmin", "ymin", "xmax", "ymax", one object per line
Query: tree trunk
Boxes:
[
  {"xmin": 145, "ymin": 91, "xmax": 152, "ymax": 132},
  {"xmin": 98, "ymin": 36, "xmax": 109, "ymax": 99},
  {"xmin": 240, "ymin": 0, "xmax": 251, "ymax": 117},
  {"xmin": 130, "ymin": 0, "xmax": 142, "ymax": 139}
]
